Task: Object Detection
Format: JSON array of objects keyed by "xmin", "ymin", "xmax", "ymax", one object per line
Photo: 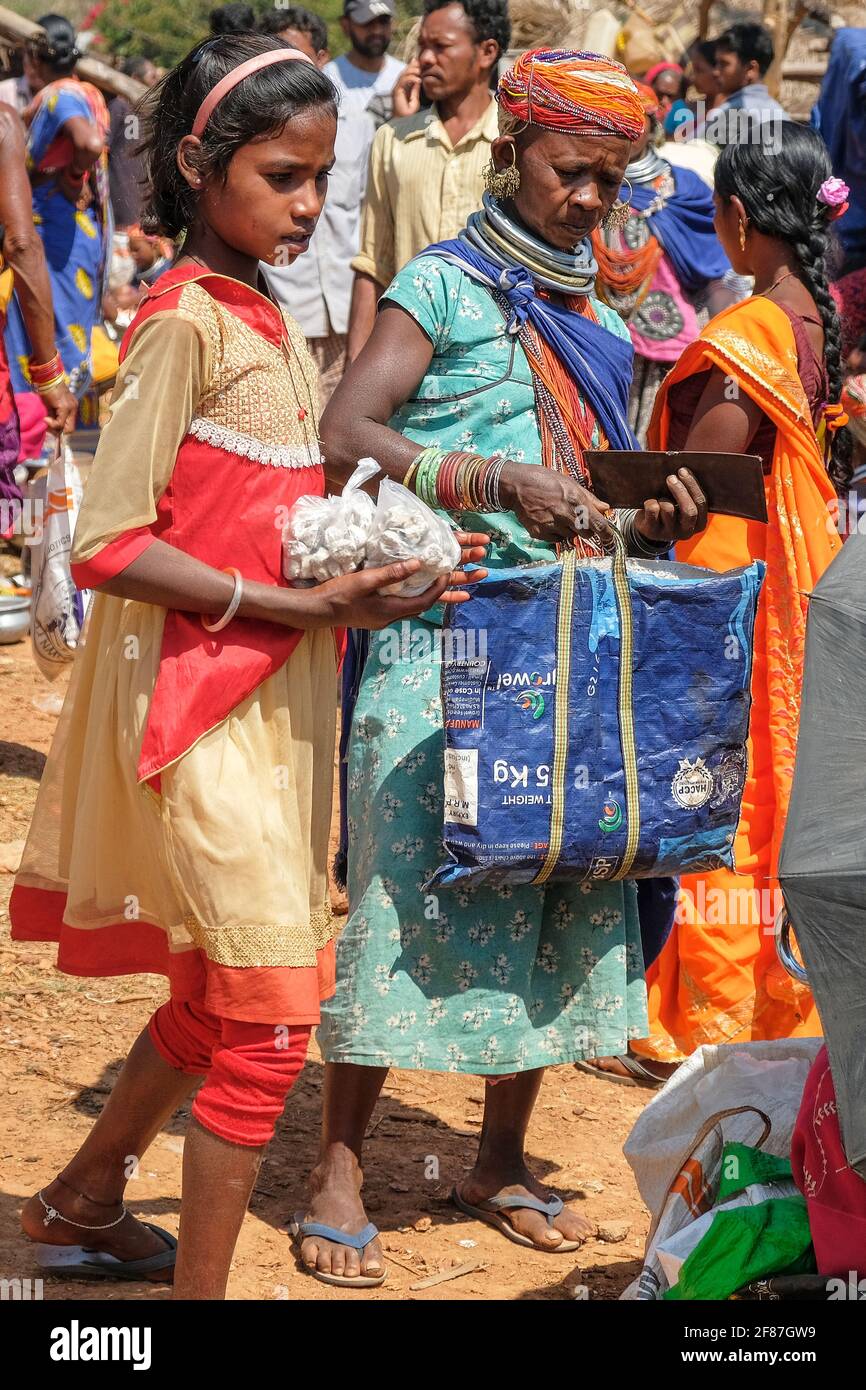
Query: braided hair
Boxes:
[{"xmin": 715, "ymin": 124, "xmax": 852, "ymax": 489}]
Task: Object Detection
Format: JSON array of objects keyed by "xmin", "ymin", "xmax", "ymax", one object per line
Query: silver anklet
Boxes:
[{"xmin": 38, "ymin": 1189, "xmax": 128, "ymax": 1230}]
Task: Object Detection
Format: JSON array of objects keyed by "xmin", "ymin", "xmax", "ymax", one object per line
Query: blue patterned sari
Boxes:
[{"xmin": 5, "ymin": 78, "xmax": 111, "ymax": 404}]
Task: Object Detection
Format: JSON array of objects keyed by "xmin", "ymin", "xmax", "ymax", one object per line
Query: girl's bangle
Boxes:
[{"xmin": 201, "ymin": 567, "xmax": 244, "ymax": 633}]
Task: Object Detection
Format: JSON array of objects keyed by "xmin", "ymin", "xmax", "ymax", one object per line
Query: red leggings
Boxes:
[{"xmin": 148, "ymin": 999, "xmax": 310, "ymax": 1147}]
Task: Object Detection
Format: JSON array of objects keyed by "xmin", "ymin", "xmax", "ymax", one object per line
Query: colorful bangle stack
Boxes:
[
  {"xmin": 406, "ymin": 446, "xmax": 508, "ymax": 513},
  {"xmin": 411, "ymin": 447, "xmax": 446, "ymax": 508},
  {"xmin": 28, "ymin": 352, "xmax": 66, "ymax": 396}
]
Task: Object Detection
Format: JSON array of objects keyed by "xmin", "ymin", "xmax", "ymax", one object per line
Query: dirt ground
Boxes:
[{"xmin": 0, "ymin": 626, "xmax": 652, "ymax": 1303}]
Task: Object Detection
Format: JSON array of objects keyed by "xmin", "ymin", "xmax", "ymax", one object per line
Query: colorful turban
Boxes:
[
  {"xmin": 633, "ymin": 80, "xmax": 662, "ymax": 118},
  {"xmin": 497, "ymin": 48, "xmax": 647, "ymax": 142}
]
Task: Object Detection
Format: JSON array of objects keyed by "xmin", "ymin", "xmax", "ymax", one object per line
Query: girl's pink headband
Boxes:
[{"xmin": 191, "ymin": 48, "xmax": 314, "ymax": 140}]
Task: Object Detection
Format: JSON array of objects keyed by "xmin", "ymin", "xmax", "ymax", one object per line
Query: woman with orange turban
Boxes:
[
  {"xmin": 592, "ymin": 80, "xmax": 734, "ymax": 441},
  {"xmin": 291, "ymin": 48, "xmax": 708, "ymax": 1287}
]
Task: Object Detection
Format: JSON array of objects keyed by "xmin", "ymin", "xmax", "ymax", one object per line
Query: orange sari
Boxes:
[{"xmin": 633, "ymin": 296, "xmax": 842, "ymax": 1061}]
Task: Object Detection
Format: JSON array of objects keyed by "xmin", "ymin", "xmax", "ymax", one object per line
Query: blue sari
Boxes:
[{"xmin": 5, "ymin": 78, "xmax": 111, "ymax": 402}]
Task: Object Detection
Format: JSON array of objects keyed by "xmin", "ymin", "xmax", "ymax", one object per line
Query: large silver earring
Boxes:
[
  {"xmin": 603, "ymin": 178, "xmax": 632, "ymax": 231},
  {"xmin": 484, "ymin": 148, "xmax": 520, "ymax": 201}
]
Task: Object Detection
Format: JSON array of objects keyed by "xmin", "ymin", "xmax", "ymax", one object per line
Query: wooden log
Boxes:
[
  {"xmin": 0, "ymin": 6, "xmax": 147, "ymax": 105},
  {"xmin": 0, "ymin": 6, "xmax": 42, "ymax": 46},
  {"xmin": 76, "ymin": 56, "xmax": 147, "ymax": 105},
  {"xmin": 763, "ymin": 0, "xmax": 791, "ymax": 97},
  {"xmin": 781, "ymin": 59, "xmax": 829, "ymax": 82}
]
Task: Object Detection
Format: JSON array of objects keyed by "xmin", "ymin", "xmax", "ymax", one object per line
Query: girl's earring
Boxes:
[
  {"xmin": 738, "ymin": 220, "xmax": 748, "ymax": 252},
  {"xmin": 484, "ymin": 149, "xmax": 520, "ymax": 201}
]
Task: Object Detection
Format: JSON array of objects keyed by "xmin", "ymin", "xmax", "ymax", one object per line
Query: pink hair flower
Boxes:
[{"xmin": 817, "ymin": 177, "xmax": 850, "ymax": 208}]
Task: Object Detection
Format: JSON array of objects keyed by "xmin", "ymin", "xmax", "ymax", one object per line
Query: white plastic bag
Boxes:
[
  {"xmin": 282, "ymin": 458, "xmax": 460, "ymax": 597},
  {"xmin": 29, "ymin": 438, "xmax": 89, "ymax": 680},
  {"xmin": 282, "ymin": 458, "xmax": 377, "ymax": 585},
  {"xmin": 365, "ymin": 475, "xmax": 461, "ymax": 597},
  {"xmin": 619, "ymin": 1039, "xmax": 822, "ymax": 1300}
]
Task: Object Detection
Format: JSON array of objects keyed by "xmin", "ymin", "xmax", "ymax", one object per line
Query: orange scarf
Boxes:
[
  {"xmin": 524, "ymin": 294, "xmax": 608, "ymax": 558},
  {"xmin": 649, "ymin": 295, "xmax": 842, "ymax": 874}
]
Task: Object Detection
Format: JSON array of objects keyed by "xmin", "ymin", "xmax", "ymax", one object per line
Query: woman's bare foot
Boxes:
[
  {"xmin": 298, "ymin": 1147, "xmax": 384, "ymax": 1283},
  {"xmin": 457, "ymin": 1161, "xmax": 596, "ymax": 1250},
  {"xmin": 21, "ymin": 1180, "xmax": 171, "ymax": 1278}
]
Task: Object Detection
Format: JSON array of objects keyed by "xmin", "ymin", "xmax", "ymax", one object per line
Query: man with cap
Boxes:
[
  {"xmin": 261, "ymin": 1, "xmax": 404, "ymax": 407},
  {"xmin": 346, "ymin": 0, "xmax": 510, "ymax": 360},
  {"xmin": 326, "ymin": 0, "xmax": 405, "ymax": 123}
]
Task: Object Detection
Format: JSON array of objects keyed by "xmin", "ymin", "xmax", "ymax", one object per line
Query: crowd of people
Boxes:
[{"xmin": 2, "ymin": 1, "xmax": 866, "ymax": 1301}]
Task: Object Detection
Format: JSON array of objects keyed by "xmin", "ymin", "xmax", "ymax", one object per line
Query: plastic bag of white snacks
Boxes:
[
  {"xmin": 365, "ymin": 477, "xmax": 462, "ymax": 597},
  {"xmin": 282, "ymin": 459, "xmax": 378, "ymax": 585},
  {"xmin": 282, "ymin": 458, "xmax": 461, "ymax": 597}
]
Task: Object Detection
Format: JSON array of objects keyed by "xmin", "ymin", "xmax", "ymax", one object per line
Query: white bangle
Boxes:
[{"xmin": 201, "ymin": 568, "xmax": 244, "ymax": 633}]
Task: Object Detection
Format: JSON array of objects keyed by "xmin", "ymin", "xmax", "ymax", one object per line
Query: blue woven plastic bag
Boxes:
[{"xmin": 429, "ymin": 541, "xmax": 765, "ymax": 889}]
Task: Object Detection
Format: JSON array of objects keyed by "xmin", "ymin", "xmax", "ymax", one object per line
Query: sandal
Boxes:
[
  {"xmin": 288, "ymin": 1213, "xmax": 387, "ymax": 1289},
  {"xmin": 574, "ymin": 1054, "xmax": 669, "ymax": 1088},
  {"xmin": 451, "ymin": 1186, "xmax": 585, "ymax": 1252},
  {"xmin": 35, "ymin": 1222, "xmax": 177, "ymax": 1282}
]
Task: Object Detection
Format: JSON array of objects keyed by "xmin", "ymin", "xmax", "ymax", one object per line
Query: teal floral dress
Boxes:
[{"xmin": 317, "ymin": 256, "xmax": 648, "ymax": 1073}]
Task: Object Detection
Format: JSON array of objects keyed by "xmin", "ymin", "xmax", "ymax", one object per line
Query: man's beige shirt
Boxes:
[{"xmin": 352, "ymin": 98, "xmax": 498, "ymax": 288}]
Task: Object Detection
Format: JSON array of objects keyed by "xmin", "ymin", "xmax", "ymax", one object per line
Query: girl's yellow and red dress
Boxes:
[{"xmin": 10, "ymin": 264, "xmax": 340, "ymax": 1139}]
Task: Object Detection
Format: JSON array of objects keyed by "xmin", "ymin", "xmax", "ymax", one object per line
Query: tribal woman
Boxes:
[
  {"xmin": 592, "ymin": 82, "xmax": 733, "ymax": 441},
  {"xmin": 0, "ymin": 99, "xmax": 75, "ymax": 508},
  {"xmin": 294, "ymin": 49, "xmax": 708, "ymax": 1287},
  {"xmin": 5, "ymin": 15, "xmax": 111, "ymax": 455},
  {"xmin": 588, "ymin": 124, "xmax": 848, "ymax": 1085}
]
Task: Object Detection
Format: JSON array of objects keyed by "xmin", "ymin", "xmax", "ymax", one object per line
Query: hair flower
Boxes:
[{"xmin": 817, "ymin": 177, "xmax": 850, "ymax": 219}]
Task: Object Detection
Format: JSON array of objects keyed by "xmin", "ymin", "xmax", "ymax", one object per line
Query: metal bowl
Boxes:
[{"xmin": 0, "ymin": 594, "xmax": 30, "ymax": 644}]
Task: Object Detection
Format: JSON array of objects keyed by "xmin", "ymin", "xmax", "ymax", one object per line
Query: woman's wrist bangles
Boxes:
[
  {"xmin": 28, "ymin": 351, "xmax": 67, "ymax": 395},
  {"xmin": 618, "ymin": 507, "xmax": 671, "ymax": 558},
  {"xmin": 201, "ymin": 567, "xmax": 244, "ymax": 633},
  {"xmin": 407, "ymin": 447, "xmax": 508, "ymax": 513}
]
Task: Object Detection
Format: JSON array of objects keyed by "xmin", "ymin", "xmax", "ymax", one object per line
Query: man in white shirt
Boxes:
[
  {"xmin": 326, "ymin": 0, "xmax": 405, "ymax": 125},
  {"xmin": 261, "ymin": 0, "xmax": 404, "ymax": 407}
]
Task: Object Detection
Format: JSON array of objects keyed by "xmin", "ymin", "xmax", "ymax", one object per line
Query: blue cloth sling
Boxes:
[
  {"xmin": 424, "ymin": 238, "xmax": 639, "ymax": 450},
  {"xmin": 629, "ymin": 165, "xmax": 730, "ymax": 294}
]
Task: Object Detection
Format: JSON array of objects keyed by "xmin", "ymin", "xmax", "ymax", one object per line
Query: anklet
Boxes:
[
  {"xmin": 55, "ymin": 1173, "xmax": 125, "ymax": 1208},
  {"xmin": 38, "ymin": 1189, "xmax": 128, "ymax": 1231}
]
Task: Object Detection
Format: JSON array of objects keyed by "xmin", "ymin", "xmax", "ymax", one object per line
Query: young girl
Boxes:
[
  {"xmin": 128, "ymin": 225, "xmax": 175, "ymax": 290},
  {"xmin": 10, "ymin": 32, "xmax": 484, "ymax": 1301}
]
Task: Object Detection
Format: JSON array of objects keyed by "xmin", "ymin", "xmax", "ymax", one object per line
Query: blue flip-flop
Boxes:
[
  {"xmin": 35, "ymin": 1222, "xmax": 177, "ymax": 1281},
  {"xmin": 451, "ymin": 1187, "xmax": 586, "ymax": 1252},
  {"xmin": 288, "ymin": 1213, "xmax": 386, "ymax": 1288}
]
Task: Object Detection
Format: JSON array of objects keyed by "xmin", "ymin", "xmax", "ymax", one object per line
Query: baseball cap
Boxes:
[{"xmin": 344, "ymin": 0, "xmax": 396, "ymax": 21}]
